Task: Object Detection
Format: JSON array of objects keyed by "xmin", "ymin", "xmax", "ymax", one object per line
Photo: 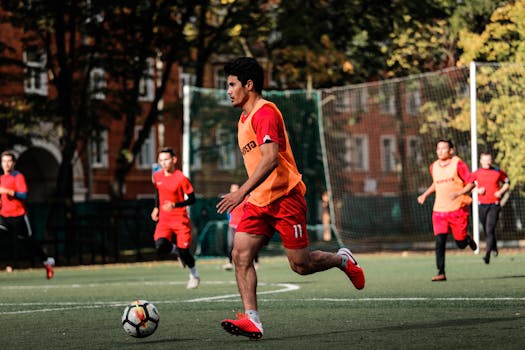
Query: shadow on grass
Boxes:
[{"xmin": 264, "ymin": 315, "xmax": 521, "ymax": 341}]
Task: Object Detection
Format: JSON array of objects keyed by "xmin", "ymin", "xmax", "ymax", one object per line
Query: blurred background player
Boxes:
[
  {"xmin": 417, "ymin": 140, "xmax": 477, "ymax": 282},
  {"xmin": 151, "ymin": 147, "xmax": 200, "ymax": 289},
  {"xmin": 472, "ymin": 151, "xmax": 510, "ymax": 264},
  {"xmin": 217, "ymin": 57, "xmax": 364, "ymax": 340},
  {"xmin": 0, "ymin": 151, "xmax": 55, "ymax": 278},
  {"xmin": 222, "ymin": 183, "xmax": 259, "ymax": 271}
]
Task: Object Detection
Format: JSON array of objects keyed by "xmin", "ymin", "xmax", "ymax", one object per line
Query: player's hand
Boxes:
[
  {"xmin": 151, "ymin": 207, "xmax": 159, "ymax": 222},
  {"xmin": 217, "ymin": 190, "xmax": 244, "ymax": 214},
  {"xmin": 477, "ymin": 187, "xmax": 486, "ymax": 195},
  {"xmin": 494, "ymin": 190, "xmax": 501, "ymax": 198},
  {"xmin": 417, "ymin": 194, "xmax": 425, "ymax": 204}
]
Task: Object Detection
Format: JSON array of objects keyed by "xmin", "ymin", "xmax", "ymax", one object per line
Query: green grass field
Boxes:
[{"xmin": 1, "ymin": 250, "xmax": 524, "ymax": 350}]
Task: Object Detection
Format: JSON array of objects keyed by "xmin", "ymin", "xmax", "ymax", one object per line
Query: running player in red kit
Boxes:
[
  {"xmin": 0, "ymin": 151, "xmax": 55, "ymax": 278},
  {"xmin": 151, "ymin": 147, "xmax": 200, "ymax": 289},
  {"xmin": 472, "ymin": 152, "xmax": 510, "ymax": 264},
  {"xmin": 417, "ymin": 140, "xmax": 477, "ymax": 281},
  {"xmin": 216, "ymin": 57, "xmax": 364, "ymax": 340}
]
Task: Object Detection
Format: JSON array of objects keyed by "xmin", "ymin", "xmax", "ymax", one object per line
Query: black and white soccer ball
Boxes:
[{"xmin": 121, "ymin": 300, "xmax": 159, "ymax": 338}]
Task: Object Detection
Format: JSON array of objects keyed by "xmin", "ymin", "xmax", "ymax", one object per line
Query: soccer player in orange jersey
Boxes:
[
  {"xmin": 0, "ymin": 151, "xmax": 55, "ymax": 278},
  {"xmin": 151, "ymin": 147, "xmax": 200, "ymax": 289},
  {"xmin": 417, "ymin": 140, "xmax": 477, "ymax": 282},
  {"xmin": 472, "ymin": 152, "xmax": 510, "ymax": 264},
  {"xmin": 216, "ymin": 57, "xmax": 365, "ymax": 340}
]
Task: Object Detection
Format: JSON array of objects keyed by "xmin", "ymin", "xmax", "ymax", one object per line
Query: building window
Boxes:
[
  {"xmin": 406, "ymin": 81, "xmax": 421, "ymax": 116},
  {"xmin": 190, "ymin": 127, "xmax": 202, "ymax": 171},
  {"xmin": 213, "ymin": 66, "xmax": 230, "ymax": 106},
  {"xmin": 23, "ymin": 50, "xmax": 47, "ymax": 96},
  {"xmin": 407, "ymin": 135, "xmax": 422, "ymax": 165},
  {"xmin": 381, "ymin": 135, "xmax": 396, "ymax": 172},
  {"xmin": 139, "ymin": 58, "xmax": 155, "ymax": 102},
  {"xmin": 135, "ymin": 126, "xmax": 156, "ymax": 169},
  {"xmin": 335, "ymin": 87, "xmax": 367, "ymax": 114},
  {"xmin": 89, "ymin": 68, "xmax": 106, "ymax": 100},
  {"xmin": 89, "ymin": 129, "xmax": 108, "ymax": 168},
  {"xmin": 345, "ymin": 135, "xmax": 368, "ymax": 171},
  {"xmin": 379, "ymin": 84, "xmax": 396, "ymax": 115},
  {"xmin": 217, "ymin": 127, "xmax": 236, "ymax": 170}
]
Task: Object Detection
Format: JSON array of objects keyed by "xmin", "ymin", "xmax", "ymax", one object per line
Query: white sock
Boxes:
[
  {"xmin": 246, "ymin": 309, "xmax": 261, "ymax": 323},
  {"xmin": 189, "ymin": 267, "xmax": 199, "ymax": 278},
  {"xmin": 339, "ymin": 254, "xmax": 348, "ymax": 269}
]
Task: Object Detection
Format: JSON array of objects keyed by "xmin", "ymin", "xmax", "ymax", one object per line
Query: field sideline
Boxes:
[{"xmin": 1, "ymin": 250, "xmax": 524, "ymax": 349}]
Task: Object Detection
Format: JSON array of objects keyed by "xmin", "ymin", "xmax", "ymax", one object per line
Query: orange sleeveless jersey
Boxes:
[
  {"xmin": 238, "ymin": 99, "xmax": 305, "ymax": 206},
  {"xmin": 431, "ymin": 156, "xmax": 472, "ymax": 212}
]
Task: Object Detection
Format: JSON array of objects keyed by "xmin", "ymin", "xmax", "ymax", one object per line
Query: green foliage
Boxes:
[{"xmin": 457, "ymin": 0, "xmax": 525, "ymax": 189}]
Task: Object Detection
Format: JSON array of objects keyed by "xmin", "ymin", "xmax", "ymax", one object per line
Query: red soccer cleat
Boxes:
[
  {"xmin": 221, "ymin": 312, "xmax": 263, "ymax": 340},
  {"xmin": 337, "ymin": 248, "xmax": 365, "ymax": 290}
]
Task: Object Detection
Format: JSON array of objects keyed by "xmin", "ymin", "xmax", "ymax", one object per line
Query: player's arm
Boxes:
[
  {"xmin": 217, "ymin": 142, "xmax": 278, "ymax": 214},
  {"xmin": 172, "ymin": 192, "xmax": 196, "ymax": 208},
  {"xmin": 452, "ymin": 160, "xmax": 475, "ymax": 199},
  {"xmin": 151, "ymin": 188, "xmax": 160, "ymax": 221},
  {"xmin": 417, "ymin": 183, "xmax": 435, "ymax": 204}
]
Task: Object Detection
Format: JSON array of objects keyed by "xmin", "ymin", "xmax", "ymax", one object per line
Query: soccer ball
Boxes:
[{"xmin": 121, "ymin": 300, "xmax": 160, "ymax": 338}]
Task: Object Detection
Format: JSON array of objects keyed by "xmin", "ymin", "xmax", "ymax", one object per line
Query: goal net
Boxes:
[{"xmin": 187, "ymin": 63, "xmax": 525, "ymax": 252}]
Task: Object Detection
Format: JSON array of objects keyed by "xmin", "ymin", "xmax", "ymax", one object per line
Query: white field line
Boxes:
[
  {"xmin": 1, "ymin": 279, "xmax": 524, "ymax": 315},
  {"xmin": 0, "ymin": 281, "xmax": 298, "ymax": 315}
]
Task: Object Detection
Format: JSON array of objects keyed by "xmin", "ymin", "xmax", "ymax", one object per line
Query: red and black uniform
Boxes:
[
  {"xmin": 0, "ymin": 170, "xmax": 47, "ymax": 263},
  {"xmin": 472, "ymin": 166, "xmax": 509, "ymax": 258},
  {"xmin": 152, "ymin": 169, "xmax": 194, "ymax": 249}
]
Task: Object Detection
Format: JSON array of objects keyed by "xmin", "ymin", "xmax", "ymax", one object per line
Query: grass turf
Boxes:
[{"xmin": 1, "ymin": 250, "xmax": 524, "ymax": 349}]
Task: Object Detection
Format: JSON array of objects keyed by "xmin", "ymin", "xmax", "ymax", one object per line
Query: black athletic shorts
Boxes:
[{"xmin": 0, "ymin": 215, "xmax": 32, "ymax": 239}]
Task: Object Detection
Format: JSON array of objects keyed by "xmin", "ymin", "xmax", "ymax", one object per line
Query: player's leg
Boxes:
[
  {"xmin": 173, "ymin": 224, "xmax": 200, "ymax": 289},
  {"xmin": 221, "ymin": 231, "xmax": 266, "ymax": 339},
  {"xmin": 14, "ymin": 215, "xmax": 55, "ymax": 279},
  {"xmin": 434, "ymin": 233, "xmax": 448, "ymax": 281},
  {"xmin": 223, "ymin": 226, "xmax": 235, "ymax": 270},
  {"xmin": 478, "ymin": 205, "xmax": 490, "ymax": 263},
  {"xmin": 276, "ymin": 188, "xmax": 364, "ymax": 289},
  {"xmin": 452, "ymin": 209, "xmax": 477, "ymax": 251},
  {"xmin": 484, "ymin": 205, "xmax": 501, "ymax": 259}
]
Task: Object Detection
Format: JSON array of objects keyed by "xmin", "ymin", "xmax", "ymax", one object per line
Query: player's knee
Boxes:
[
  {"xmin": 455, "ymin": 239, "xmax": 468, "ymax": 249},
  {"xmin": 155, "ymin": 238, "xmax": 172, "ymax": 255},
  {"xmin": 289, "ymin": 261, "xmax": 311, "ymax": 275}
]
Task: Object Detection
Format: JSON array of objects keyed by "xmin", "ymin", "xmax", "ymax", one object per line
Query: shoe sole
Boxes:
[{"xmin": 221, "ymin": 320, "xmax": 262, "ymax": 340}]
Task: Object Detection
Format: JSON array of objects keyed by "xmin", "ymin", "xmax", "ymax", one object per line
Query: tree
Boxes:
[{"xmin": 457, "ymin": 0, "xmax": 525, "ymax": 189}]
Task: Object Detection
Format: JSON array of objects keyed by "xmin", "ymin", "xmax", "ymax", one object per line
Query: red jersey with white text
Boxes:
[
  {"xmin": 0, "ymin": 171, "xmax": 27, "ymax": 217},
  {"xmin": 152, "ymin": 169, "xmax": 194, "ymax": 221},
  {"xmin": 472, "ymin": 167, "xmax": 509, "ymax": 204}
]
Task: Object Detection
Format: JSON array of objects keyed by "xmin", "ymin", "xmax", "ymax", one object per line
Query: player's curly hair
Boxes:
[
  {"xmin": 224, "ymin": 57, "xmax": 264, "ymax": 94},
  {"xmin": 1, "ymin": 151, "xmax": 16, "ymax": 161}
]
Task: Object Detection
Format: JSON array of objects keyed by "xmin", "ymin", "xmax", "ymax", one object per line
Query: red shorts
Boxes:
[
  {"xmin": 236, "ymin": 186, "xmax": 309, "ymax": 249},
  {"xmin": 432, "ymin": 207, "xmax": 469, "ymax": 241},
  {"xmin": 154, "ymin": 216, "xmax": 192, "ymax": 249}
]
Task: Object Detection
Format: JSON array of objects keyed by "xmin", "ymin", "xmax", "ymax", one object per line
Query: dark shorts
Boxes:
[
  {"xmin": 236, "ymin": 186, "xmax": 309, "ymax": 250},
  {"xmin": 0, "ymin": 215, "xmax": 32, "ymax": 239}
]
